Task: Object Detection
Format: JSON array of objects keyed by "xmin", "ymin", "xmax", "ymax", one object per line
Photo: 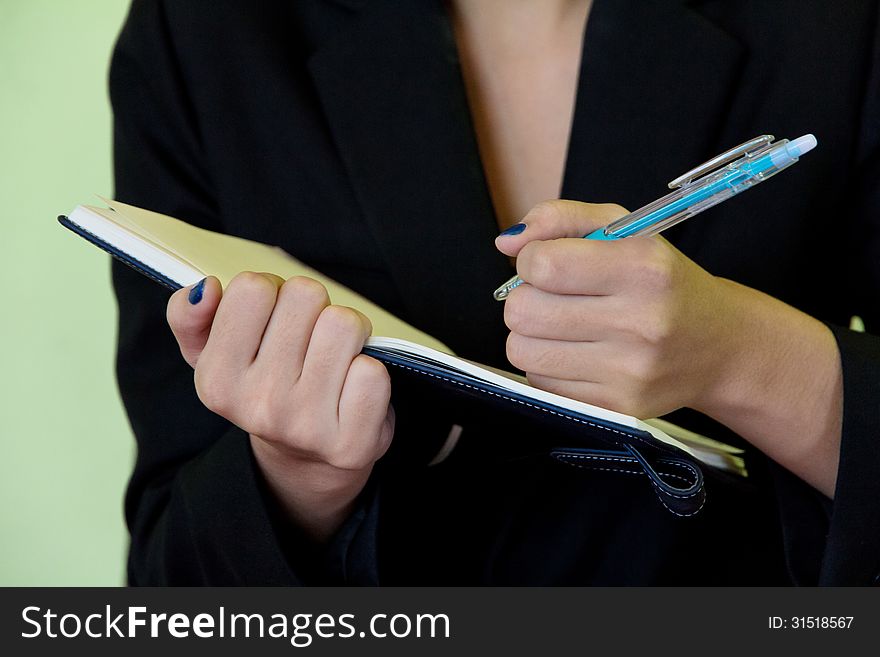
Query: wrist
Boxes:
[
  {"xmin": 250, "ymin": 435, "xmax": 373, "ymax": 543},
  {"xmin": 692, "ymin": 278, "xmax": 824, "ymax": 419},
  {"xmin": 689, "ymin": 277, "xmax": 771, "ymax": 417},
  {"xmin": 689, "ymin": 278, "xmax": 842, "ymax": 496}
]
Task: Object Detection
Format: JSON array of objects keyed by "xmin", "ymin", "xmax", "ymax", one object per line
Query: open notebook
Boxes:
[{"xmin": 60, "ymin": 200, "xmax": 746, "ymax": 515}]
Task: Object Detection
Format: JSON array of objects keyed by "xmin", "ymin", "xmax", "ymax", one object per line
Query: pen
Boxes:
[{"xmin": 492, "ymin": 133, "xmax": 818, "ymax": 301}]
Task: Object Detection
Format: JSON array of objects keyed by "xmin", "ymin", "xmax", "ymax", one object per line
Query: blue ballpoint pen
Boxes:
[{"xmin": 492, "ymin": 133, "xmax": 817, "ymax": 301}]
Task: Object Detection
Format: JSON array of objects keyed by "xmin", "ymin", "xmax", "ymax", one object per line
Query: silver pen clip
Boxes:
[
  {"xmin": 667, "ymin": 134, "xmax": 775, "ymax": 189},
  {"xmin": 493, "ymin": 134, "xmax": 784, "ymax": 301}
]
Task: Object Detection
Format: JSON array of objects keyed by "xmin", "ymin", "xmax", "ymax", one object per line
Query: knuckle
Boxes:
[
  {"xmin": 280, "ymin": 276, "xmax": 330, "ymax": 308},
  {"xmin": 503, "ymin": 291, "xmax": 535, "ymax": 334},
  {"xmin": 287, "ymin": 412, "xmax": 324, "ymax": 449},
  {"xmin": 505, "ymin": 332, "xmax": 530, "ymax": 371},
  {"xmin": 244, "ymin": 390, "xmax": 286, "ymax": 439},
  {"xmin": 520, "ymin": 243, "xmax": 560, "ymax": 289},
  {"xmin": 340, "ymin": 357, "xmax": 392, "ymax": 422},
  {"xmin": 323, "ymin": 442, "xmax": 370, "ymax": 471},
  {"xmin": 622, "ymin": 350, "xmax": 661, "ymax": 387},
  {"xmin": 635, "ymin": 245, "xmax": 675, "ymax": 291},
  {"xmin": 229, "ymin": 271, "xmax": 277, "ymax": 298},
  {"xmin": 193, "ymin": 364, "xmax": 231, "ymax": 415},
  {"xmin": 317, "ymin": 304, "xmax": 365, "ymax": 336},
  {"xmin": 598, "ymin": 202, "xmax": 629, "ymax": 220},
  {"xmin": 641, "ymin": 311, "xmax": 673, "ymax": 346},
  {"xmin": 356, "ymin": 354, "xmax": 390, "ymax": 386},
  {"xmin": 228, "ymin": 270, "xmax": 262, "ymax": 289},
  {"xmin": 526, "ymin": 199, "xmax": 563, "ymax": 222}
]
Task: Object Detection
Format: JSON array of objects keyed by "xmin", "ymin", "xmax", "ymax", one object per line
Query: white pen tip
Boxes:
[{"xmin": 789, "ymin": 134, "xmax": 817, "ymax": 157}]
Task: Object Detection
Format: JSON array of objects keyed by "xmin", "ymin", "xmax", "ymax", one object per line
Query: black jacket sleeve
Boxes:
[
  {"xmin": 821, "ymin": 326, "xmax": 880, "ymax": 585},
  {"xmin": 817, "ymin": 62, "xmax": 880, "ymax": 582},
  {"xmin": 819, "ymin": 29, "xmax": 880, "ymax": 577},
  {"xmin": 110, "ymin": 0, "xmax": 379, "ymax": 585},
  {"xmin": 775, "ymin": 13, "xmax": 880, "ymax": 585}
]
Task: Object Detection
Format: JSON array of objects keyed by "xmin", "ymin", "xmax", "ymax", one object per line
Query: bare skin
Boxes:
[{"xmin": 450, "ymin": 0, "xmax": 592, "ymax": 229}]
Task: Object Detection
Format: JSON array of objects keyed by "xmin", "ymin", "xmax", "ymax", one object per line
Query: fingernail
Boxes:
[
  {"xmin": 499, "ymin": 223, "xmax": 526, "ymax": 237},
  {"xmin": 188, "ymin": 278, "xmax": 206, "ymax": 305}
]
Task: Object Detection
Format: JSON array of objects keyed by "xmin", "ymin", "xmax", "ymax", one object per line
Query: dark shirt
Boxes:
[{"xmin": 110, "ymin": 0, "xmax": 880, "ymax": 585}]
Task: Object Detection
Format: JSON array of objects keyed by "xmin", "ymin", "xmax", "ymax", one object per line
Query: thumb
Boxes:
[
  {"xmin": 166, "ymin": 276, "xmax": 222, "ymax": 369},
  {"xmin": 494, "ymin": 200, "xmax": 629, "ymax": 257}
]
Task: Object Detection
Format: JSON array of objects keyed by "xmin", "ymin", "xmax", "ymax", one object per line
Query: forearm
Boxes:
[
  {"xmin": 495, "ymin": 202, "xmax": 845, "ymax": 497},
  {"xmin": 696, "ymin": 278, "xmax": 843, "ymax": 498}
]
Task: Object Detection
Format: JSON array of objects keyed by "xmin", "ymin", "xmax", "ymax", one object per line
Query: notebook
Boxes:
[{"xmin": 59, "ymin": 199, "xmax": 746, "ymax": 516}]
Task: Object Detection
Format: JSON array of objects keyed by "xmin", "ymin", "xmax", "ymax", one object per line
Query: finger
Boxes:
[
  {"xmin": 525, "ymin": 374, "xmax": 633, "ymax": 415},
  {"xmin": 337, "ymin": 354, "xmax": 394, "ymax": 464},
  {"xmin": 526, "ymin": 373, "xmax": 606, "ymax": 404},
  {"xmin": 527, "ymin": 373, "xmax": 669, "ymax": 419},
  {"xmin": 515, "ymin": 233, "xmax": 667, "ymax": 296},
  {"xmin": 166, "ymin": 276, "xmax": 222, "ymax": 368},
  {"xmin": 495, "ymin": 200, "xmax": 628, "ymax": 257},
  {"xmin": 255, "ymin": 276, "xmax": 330, "ymax": 379},
  {"xmin": 299, "ymin": 306, "xmax": 373, "ymax": 415},
  {"xmin": 504, "ymin": 284, "xmax": 630, "ymax": 341},
  {"xmin": 506, "ymin": 332, "xmax": 619, "ymax": 382},
  {"xmin": 200, "ymin": 271, "xmax": 282, "ymax": 372}
]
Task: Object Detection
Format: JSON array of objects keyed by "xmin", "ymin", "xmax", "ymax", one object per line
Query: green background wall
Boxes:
[
  {"xmin": 0, "ymin": 0, "xmax": 868, "ymax": 591},
  {"xmin": 1, "ymin": 1, "xmax": 133, "ymax": 584}
]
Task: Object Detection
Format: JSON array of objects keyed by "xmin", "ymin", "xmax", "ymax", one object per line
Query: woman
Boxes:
[{"xmin": 111, "ymin": 0, "xmax": 880, "ymax": 584}]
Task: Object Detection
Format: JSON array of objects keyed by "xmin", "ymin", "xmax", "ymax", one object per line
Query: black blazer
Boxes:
[{"xmin": 110, "ymin": 0, "xmax": 880, "ymax": 585}]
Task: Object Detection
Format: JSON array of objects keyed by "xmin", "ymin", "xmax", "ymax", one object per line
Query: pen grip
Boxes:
[
  {"xmin": 634, "ymin": 186, "xmax": 737, "ymax": 237},
  {"xmin": 606, "ymin": 168, "xmax": 753, "ymax": 239}
]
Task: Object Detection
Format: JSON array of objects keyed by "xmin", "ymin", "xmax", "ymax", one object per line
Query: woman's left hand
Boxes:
[{"xmin": 497, "ymin": 200, "xmax": 843, "ymax": 497}]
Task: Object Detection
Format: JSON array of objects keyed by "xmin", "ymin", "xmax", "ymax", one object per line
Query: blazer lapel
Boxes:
[
  {"xmin": 307, "ymin": 0, "xmax": 512, "ymax": 365},
  {"xmin": 563, "ymin": 0, "xmax": 746, "ymax": 253},
  {"xmin": 306, "ymin": 0, "xmax": 746, "ymax": 364}
]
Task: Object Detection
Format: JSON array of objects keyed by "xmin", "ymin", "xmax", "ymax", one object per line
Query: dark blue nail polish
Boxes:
[
  {"xmin": 188, "ymin": 278, "xmax": 206, "ymax": 305},
  {"xmin": 499, "ymin": 223, "xmax": 526, "ymax": 237}
]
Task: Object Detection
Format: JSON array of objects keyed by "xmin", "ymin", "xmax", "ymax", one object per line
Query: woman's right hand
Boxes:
[{"xmin": 166, "ymin": 273, "xmax": 395, "ymax": 542}]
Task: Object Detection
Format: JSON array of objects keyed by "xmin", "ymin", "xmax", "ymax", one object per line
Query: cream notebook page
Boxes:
[{"xmin": 88, "ymin": 199, "xmax": 450, "ymax": 353}]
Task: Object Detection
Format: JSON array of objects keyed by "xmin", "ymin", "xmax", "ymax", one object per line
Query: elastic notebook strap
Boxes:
[{"xmin": 551, "ymin": 445, "xmax": 706, "ymax": 517}]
